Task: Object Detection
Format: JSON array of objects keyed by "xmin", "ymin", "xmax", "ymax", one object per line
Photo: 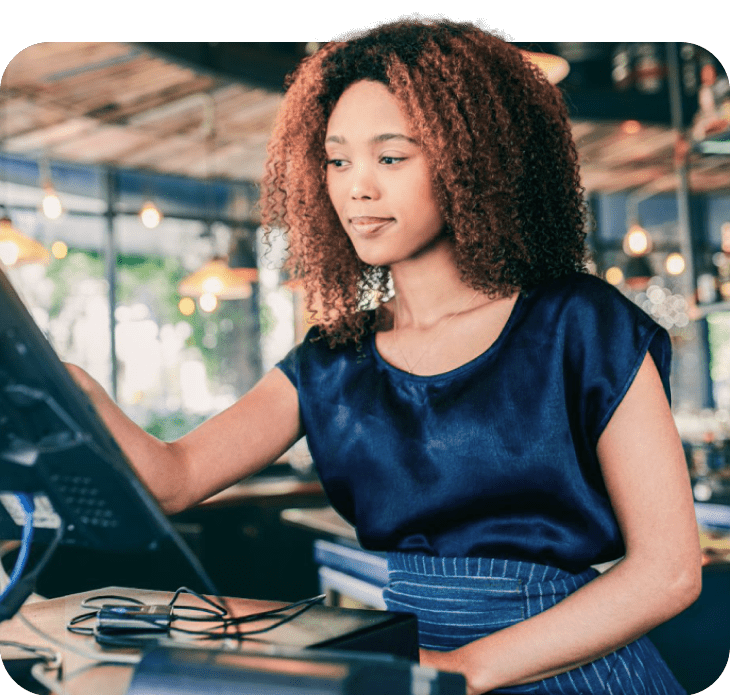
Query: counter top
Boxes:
[
  {"xmin": 193, "ymin": 477, "xmax": 325, "ymax": 510},
  {"xmin": 0, "ymin": 586, "xmax": 418, "ymax": 695},
  {"xmin": 280, "ymin": 506, "xmax": 358, "ymax": 543}
]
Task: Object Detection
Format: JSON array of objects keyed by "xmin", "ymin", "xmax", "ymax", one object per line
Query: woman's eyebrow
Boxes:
[{"xmin": 324, "ymin": 133, "xmax": 418, "ymax": 145}]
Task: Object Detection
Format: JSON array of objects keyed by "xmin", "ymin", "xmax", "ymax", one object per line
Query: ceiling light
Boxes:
[
  {"xmin": 178, "ymin": 257, "xmax": 255, "ymax": 300},
  {"xmin": 0, "ymin": 213, "xmax": 50, "ymax": 267}
]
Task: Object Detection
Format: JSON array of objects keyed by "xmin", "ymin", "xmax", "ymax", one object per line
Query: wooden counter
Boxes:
[{"xmin": 0, "ymin": 586, "xmax": 418, "ymax": 695}]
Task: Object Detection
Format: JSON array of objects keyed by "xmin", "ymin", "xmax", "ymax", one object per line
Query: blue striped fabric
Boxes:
[{"xmin": 383, "ymin": 553, "xmax": 686, "ymax": 694}]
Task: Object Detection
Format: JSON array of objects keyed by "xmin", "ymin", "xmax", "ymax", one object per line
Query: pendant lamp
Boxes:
[
  {"xmin": 0, "ymin": 210, "xmax": 50, "ymax": 267},
  {"xmin": 178, "ymin": 256, "xmax": 256, "ymax": 300},
  {"xmin": 624, "ymin": 255, "xmax": 655, "ymax": 291},
  {"xmin": 521, "ymin": 50, "xmax": 570, "ymax": 84}
]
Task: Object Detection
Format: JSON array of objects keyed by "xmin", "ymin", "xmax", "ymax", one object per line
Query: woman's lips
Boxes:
[{"xmin": 349, "ymin": 216, "xmax": 394, "ymax": 234}]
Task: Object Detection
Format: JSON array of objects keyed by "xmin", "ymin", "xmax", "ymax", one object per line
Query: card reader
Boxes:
[{"xmin": 96, "ymin": 605, "xmax": 172, "ymax": 633}]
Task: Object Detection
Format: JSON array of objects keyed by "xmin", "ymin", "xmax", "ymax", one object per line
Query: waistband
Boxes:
[{"xmin": 387, "ymin": 552, "xmax": 598, "ymax": 585}]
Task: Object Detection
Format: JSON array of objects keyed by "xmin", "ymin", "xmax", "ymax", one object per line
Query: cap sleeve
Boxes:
[
  {"xmin": 276, "ymin": 341, "xmax": 300, "ymax": 387},
  {"xmin": 562, "ymin": 275, "xmax": 672, "ymax": 448},
  {"xmin": 274, "ymin": 325, "xmax": 323, "ymax": 388}
]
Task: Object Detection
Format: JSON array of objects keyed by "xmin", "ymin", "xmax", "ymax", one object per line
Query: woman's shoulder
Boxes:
[
  {"xmin": 276, "ymin": 319, "xmax": 373, "ymax": 393},
  {"xmin": 524, "ymin": 271, "xmax": 663, "ymax": 341},
  {"xmin": 279, "ymin": 320, "xmax": 368, "ymax": 368},
  {"xmin": 527, "ymin": 271, "xmax": 641, "ymax": 317},
  {"xmin": 531, "ymin": 271, "xmax": 622, "ymax": 301}
]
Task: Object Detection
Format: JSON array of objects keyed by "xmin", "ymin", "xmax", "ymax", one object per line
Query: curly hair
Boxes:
[{"xmin": 260, "ymin": 19, "xmax": 588, "ymax": 347}]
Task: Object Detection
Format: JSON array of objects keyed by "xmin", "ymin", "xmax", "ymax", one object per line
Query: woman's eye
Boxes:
[
  {"xmin": 326, "ymin": 158, "xmax": 346, "ymax": 168},
  {"xmin": 380, "ymin": 156, "xmax": 405, "ymax": 165}
]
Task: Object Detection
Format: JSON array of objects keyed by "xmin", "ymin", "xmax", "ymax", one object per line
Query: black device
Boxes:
[
  {"xmin": 126, "ymin": 646, "xmax": 466, "ymax": 695},
  {"xmin": 96, "ymin": 604, "xmax": 173, "ymax": 633},
  {"xmin": 0, "ymin": 265, "xmax": 216, "ymax": 618}
]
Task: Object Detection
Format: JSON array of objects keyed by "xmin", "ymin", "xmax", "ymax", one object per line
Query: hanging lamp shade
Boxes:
[
  {"xmin": 624, "ymin": 255, "xmax": 654, "ymax": 291},
  {"xmin": 0, "ymin": 214, "xmax": 50, "ymax": 267},
  {"xmin": 521, "ymin": 50, "xmax": 570, "ymax": 84},
  {"xmin": 178, "ymin": 257, "xmax": 257, "ymax": 300}
]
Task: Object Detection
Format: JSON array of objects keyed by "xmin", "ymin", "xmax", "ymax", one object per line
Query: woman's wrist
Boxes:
[
  {"xmin": 65, "ymin": 362, "xmax": 104, "ymax": 400},
  {"xmin": 420, "ymin": 647, "xmax": 484, "ymax": 695}
]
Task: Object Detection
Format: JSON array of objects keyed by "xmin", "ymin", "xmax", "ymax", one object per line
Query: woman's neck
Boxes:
[{"xmin": 388, "ymin": 238, "xmax": 480, "ymax": 329}]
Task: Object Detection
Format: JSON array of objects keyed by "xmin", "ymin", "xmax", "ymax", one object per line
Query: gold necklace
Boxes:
[{"xmin": 393, "ymin": 290, "xmax": 481, "ymax": 374}]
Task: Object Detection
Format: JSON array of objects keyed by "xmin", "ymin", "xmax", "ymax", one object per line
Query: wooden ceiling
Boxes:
[{"xmin": 1, "ymin": 41, "xmax": 728, "ymax": 195}]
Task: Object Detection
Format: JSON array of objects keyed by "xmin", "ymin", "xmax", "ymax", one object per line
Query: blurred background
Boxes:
[{"xmin": 0, "ymin": 41, "xmax": 728, "ymax": 632}]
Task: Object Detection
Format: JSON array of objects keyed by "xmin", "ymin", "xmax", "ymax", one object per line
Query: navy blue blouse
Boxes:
[{"xmin": 277, "ymin": 273, "xmax": 671, "ymax": 572}]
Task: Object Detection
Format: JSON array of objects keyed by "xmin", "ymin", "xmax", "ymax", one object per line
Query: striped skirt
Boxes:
[{"xmin": 382, "ymin": 553, "xmax": 686, "ymax": 694}]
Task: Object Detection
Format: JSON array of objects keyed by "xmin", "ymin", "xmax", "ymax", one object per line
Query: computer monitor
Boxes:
[{"xmin": 0, "ymin": 264, "xmax": 216, "ymax": 617}]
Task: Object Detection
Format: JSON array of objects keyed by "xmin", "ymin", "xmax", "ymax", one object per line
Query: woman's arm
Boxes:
[
  {"xmin": 420, "ymin": 352, "xmax": 702, "ymax": 694},
  {"xmin": 66, "ymin": 364, "xmax": 303, "ymax": 515}
]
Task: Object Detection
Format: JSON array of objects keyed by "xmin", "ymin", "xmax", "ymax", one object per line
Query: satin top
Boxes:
[{"xmin": 277, "ymin": 273, "xmax": 671, "ymax": 572}]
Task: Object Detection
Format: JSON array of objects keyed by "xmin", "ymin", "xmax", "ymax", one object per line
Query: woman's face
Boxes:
[{"xmin": 324, "ymin": 80, "xmax": 445, "ymax": 267}]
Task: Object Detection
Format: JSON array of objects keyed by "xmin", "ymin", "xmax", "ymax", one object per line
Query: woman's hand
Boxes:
[{"xmin": 419, "ymin": 354, "xmax": 701, "ymax": 693}]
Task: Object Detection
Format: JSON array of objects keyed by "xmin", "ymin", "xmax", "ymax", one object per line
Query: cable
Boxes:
[
  {"xmin": 164, "ymin": 524, "xmax": 220, "ymax": 597},
  {"xmin": 65, "ymin": 588, "xmax": 326, "ymax": 646},
  {"xmin": 167, "ymin": 595, "xmax": 326, "ymax": 639},
  {"xmin": 0, "ymin": 493, "xmax": 34, "ymax": 604},
  {"xmin": 162, "ymin": 593, "xmax": 327, "ymax": 639},
  {"xmin": 30, "ymin": 662, "xmax": 73, "ymax": 695},
  {"xmin": 0, "ymin": 520, "xmax": 64, "ymax": 623},
  {"xmin": 19, "ymin": 610, "xmax": 141, "ymax": 665},
  {"xmin": 2, "ymin": 639, "xmax": 66, "ymax": 695},
  {"xmin": 0, "ymin": 640, "xmax": 60, "ymax": 668},
  {"xmin": 168, "ymin": 586, "xmax": 227, "ymax": 616}
]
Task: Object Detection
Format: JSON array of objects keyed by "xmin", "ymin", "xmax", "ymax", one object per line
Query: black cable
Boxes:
[
  {"xmin": 166, "ymin": 595, "xmax": 326, "ymax": 639},
  {"xmin": 65, "ymin": 589, "xmax": 326, "ymax": 644},
  {"xmin": 167, "ymin": 586, "xmax": 227, "ymax": 616}
]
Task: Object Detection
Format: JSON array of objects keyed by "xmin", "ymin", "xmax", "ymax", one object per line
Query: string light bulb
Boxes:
[{"xmin": 139, "ymin": 200, "xmax": 162, "ymax": 229}]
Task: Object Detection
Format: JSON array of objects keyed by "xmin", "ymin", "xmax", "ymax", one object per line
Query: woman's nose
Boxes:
[{"xmin": 350, "ymin": 163, "xmax": 379, "ymax": 200}]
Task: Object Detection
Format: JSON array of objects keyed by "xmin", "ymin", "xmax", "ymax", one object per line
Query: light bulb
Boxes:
[
  {"xmin": 42, "ymin": 188, "xmax": 63, "ymax": 219},
  {"xmin": 621, "ymin": 120, "xmax": 642, "ymax": 135},
  {"xmin": 51, "ymin": 240, "xmax": 68, "ymax": 259},
  {"xmin": 623, "ymin": 224, "xmax": 652, "ymax": 256},
  {"xmin": 605, "ymin": 266, "xmax": 624, "ymax": 286},
  {"xmin": 199, "ymin": 293, "xmax": 218, "ymax": 312},
  {"xmin": 665, "ymin": 253, "xmax": 685, "ymax": 276},
  {"xmin": 140, "ymin": 201, "xmax": 162, "ymax": 229},
  {"xmin": 202, "ymin": 276, "xmax": 225, "ymax": 295},
  {"xmin": 0, "ymin": 240, "xmax": 20, "ymax": 266},
  {"xmin": 178, "ymin": 297, "xmax": 196, "ymax": 316}
]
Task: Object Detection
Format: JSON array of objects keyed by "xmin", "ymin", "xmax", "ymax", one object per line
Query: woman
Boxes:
[{"xmin": 69, "ymin": 20, "xmax": 702, "ymax": 694}]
